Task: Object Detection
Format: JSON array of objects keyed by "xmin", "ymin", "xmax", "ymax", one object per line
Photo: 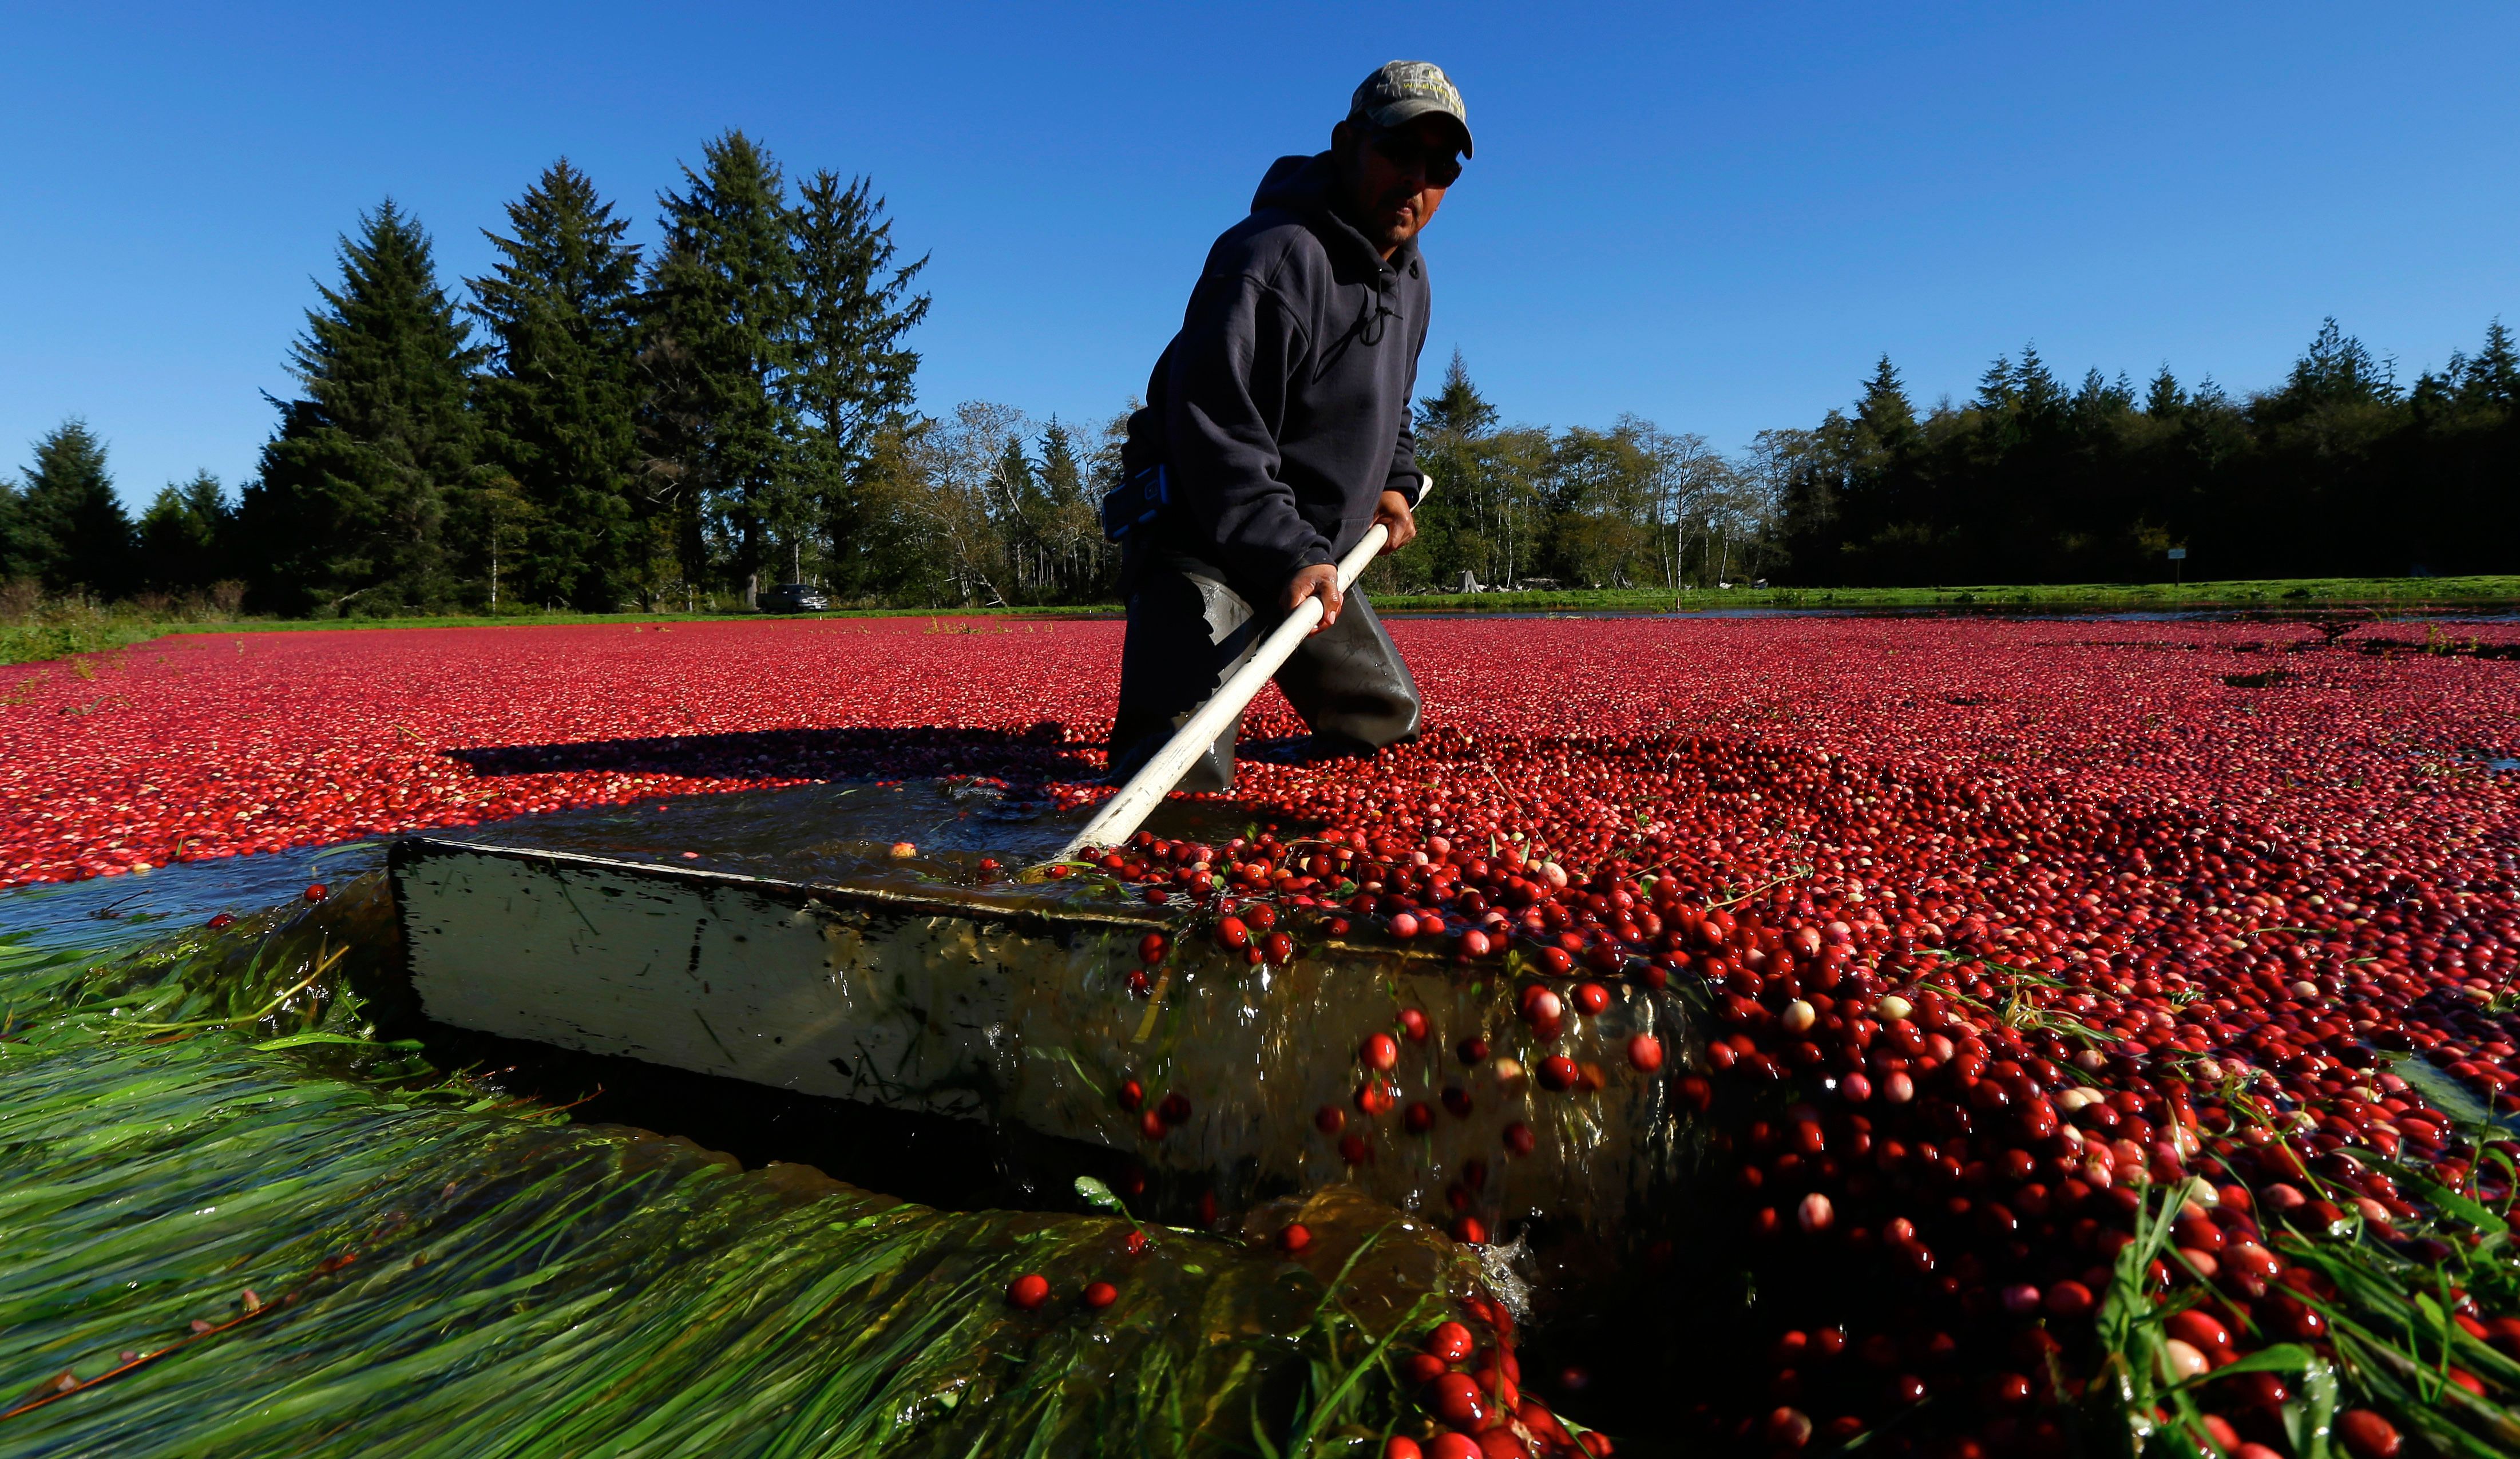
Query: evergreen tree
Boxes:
[
  {"xmin": 644, "ymin": 132, "xmax": 798, "ymax": 599},
  {"xmin": 238, "ymin": 200, "xmax": 482, "ymax": 614},
  {"xmin": 1415, "ymin": 349, "xmax": 1499, "ymax": 438},
  {"xmin": 1974, "ymin": 354, "xmax": 2018, "ymax": 414},
  {"xmin": 2012, "ymin": 346, "xmax": 2066, "ymax": 418},
  {"xmin": 136, "ymin": 471, "xmax": 233, "ymax": 591},
  {"xmin": 2277, "ymin": 318, "xmax": 2398, "ymax": 407},
  {"xmin": 787, "ymin": 169, "xmax": 929, "ymax": 585},
  {"xmin": 469, "ymin": 160, "xmax": 645, "ymax": 610},
  {"xmin": 1038, "ymin": 420, "xmax": 1086, "ymax": 510},
  {"xmin": 13, "ymin": 420, "xmax": 132, "ymax": 595},
  {"xmin": 0, "ymin": 474, "xmax": 19, "ymax": 582},
  {"xmin": 2143, "ymin": 366, "xmax": 2186, "ymax": 417},
  {"xmin": 2462, "ymin": 319, "xmax": 2517, "ymax": 408},
  {"xmin": 1853, "ymin": 356, "xmax": 1918, "ymax": 449},
  {"xmin": 1027, "ymin": 419, "xmax": 1107, "ymax": 601}
]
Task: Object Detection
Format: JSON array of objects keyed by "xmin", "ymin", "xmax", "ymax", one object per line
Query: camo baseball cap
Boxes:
[{"xmin": 1349, "ymin": 60, "xmax": 1472, "ymax": 157}]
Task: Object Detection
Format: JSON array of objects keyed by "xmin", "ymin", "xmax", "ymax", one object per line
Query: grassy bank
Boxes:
[
  {"xmin": 0, "ymin": 617, "xmax": 182, "ymax": 668},
  {"xmin": 0, "ymin": 603, "xmax": 1119, "ymax": 668},
  {"xmin": 1373, "ymin": 573, "xmax": 2520, "ymax": 614},
  {"xmin": 6, "ymin": 575, "xmax": 2515, "ymax": 669}
]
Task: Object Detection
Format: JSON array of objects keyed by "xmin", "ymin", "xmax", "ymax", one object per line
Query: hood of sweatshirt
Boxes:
[{"xmin": 1248, "ymin": 152, "xmax": 1419, "ymax": 279}]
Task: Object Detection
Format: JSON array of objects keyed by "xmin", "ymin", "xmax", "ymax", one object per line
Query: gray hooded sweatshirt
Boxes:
[{"xmin": 1122, "ymin": 151, "xmax": 1431, "ymax": 601}]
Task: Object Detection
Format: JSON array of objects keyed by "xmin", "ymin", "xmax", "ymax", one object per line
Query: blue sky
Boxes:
[{"xmin": 4, "ymin": 2, "xmax": 2515, "ymax": 509}]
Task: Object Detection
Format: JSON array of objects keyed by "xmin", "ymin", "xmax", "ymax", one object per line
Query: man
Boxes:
[{"xmin": 1109, "ymin": 60, "xmax": 1470, "ymax": 791}]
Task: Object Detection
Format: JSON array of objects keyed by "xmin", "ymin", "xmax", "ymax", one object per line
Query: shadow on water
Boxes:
[{"xmin": 445, "ymin": 720, "xmax": 1096, "ymax": 783}]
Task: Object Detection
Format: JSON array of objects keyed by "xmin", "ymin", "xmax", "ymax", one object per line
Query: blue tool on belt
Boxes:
[{"xmin": 1099, "ymin": 463, "xmax": 1169, "ymax": 544}]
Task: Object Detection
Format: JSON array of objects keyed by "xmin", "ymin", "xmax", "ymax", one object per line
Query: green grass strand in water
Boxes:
[{"xmin": 0, "ymin": 895, "xmax": 1479, "ymax": 1457}]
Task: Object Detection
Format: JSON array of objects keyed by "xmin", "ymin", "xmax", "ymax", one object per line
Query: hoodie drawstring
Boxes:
[{"xmin": 1359, "ymin": 279, "xmax": 1397, "ymax": 346}]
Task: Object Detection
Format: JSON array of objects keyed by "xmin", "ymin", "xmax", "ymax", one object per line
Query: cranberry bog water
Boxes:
[{"xmin": 3, "ymin": 612, "xmax": 2518, "ymax": 1459}]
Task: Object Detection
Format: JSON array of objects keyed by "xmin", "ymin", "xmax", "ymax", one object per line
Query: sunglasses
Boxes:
[{"xmin": 1368, "ymin": 129, "xmax": 1464, "ymax": 188}]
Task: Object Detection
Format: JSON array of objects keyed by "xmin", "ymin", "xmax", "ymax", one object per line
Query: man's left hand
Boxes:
[{"xmin": 1374, "ymin": 489, "xmax": 1417, "ymax": 552}]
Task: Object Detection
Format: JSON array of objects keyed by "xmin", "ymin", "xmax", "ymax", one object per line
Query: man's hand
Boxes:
[
  {"xmin": 1283, "ymin": 563, "xmax": 1342, "ymax": 633},
  {"xmin": 1374, "ymin": 489, "xmax": 1417, "ymax": 552}
]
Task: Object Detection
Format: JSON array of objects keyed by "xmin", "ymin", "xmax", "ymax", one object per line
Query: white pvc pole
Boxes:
[{"xmin": 1055, "ymin": 473, "xmax": 1434, "ymax": 862}]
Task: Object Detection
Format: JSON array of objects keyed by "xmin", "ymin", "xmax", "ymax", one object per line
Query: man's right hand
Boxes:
[{"xmin": 1283, "ymin": 564, "xmax": 1342, "ymax": 633}]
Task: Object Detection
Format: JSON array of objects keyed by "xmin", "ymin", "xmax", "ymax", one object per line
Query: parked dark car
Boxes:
[{"xmin": 759, "ymin": 583, "xmax": 830, "ymax": 613}]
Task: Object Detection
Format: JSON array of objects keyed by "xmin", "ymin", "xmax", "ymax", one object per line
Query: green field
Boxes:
[{"xmin": 5, "ymin": 574, "xmax": 2515, "ymax": 669}]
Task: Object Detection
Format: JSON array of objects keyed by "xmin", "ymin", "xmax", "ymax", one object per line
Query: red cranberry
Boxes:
[
  {"xmin": 1431, "ymin": 1371, "xmax": 1487, "ymax": 1428},
  {"xmin": 2336, "ymin": 1410, "xmax": 2400, "ymax": 1459}
]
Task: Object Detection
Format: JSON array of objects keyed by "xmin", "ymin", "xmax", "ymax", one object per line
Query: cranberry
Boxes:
[
  {"xmin": 1005, "ymin": 1274, "xmax": 1049, "ymax": 1310},
  {"xmin": 2335, "ymin": 1410, "xmax": 2400, "ymax": 1459},
  {"xmin": 2164, "ymin": 1309, "xmax": 2231, "ymax": 1353},
  {"xmin": 1431, "ymin": 1371, "xmax": 1487, "ymax": 1428}
]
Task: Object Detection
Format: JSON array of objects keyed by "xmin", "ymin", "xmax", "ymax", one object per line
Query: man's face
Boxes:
[{"xmin": 1336, "ymin": 114, "xmax": 1462, "ymax": 256}]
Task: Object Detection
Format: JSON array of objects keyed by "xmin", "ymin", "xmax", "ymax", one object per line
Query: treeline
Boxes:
[
  {"xmin": 0, "ymin": 134, "xmax": 1001, "ymax": 616},
  {"xmin": 1387, "ymin": 354, "xmax": 1782, "ymax": 593},
  {"xmin": 6, "ymin": 138, "xmax": 2514, "ymax": 612},
  {"xmin": 1389, "ymin": 320, "xmax": 2520, "ymax": 595},
  {"xmin": 1770, "ymin": 320, "xmax": 2520, "ymax": 584}
]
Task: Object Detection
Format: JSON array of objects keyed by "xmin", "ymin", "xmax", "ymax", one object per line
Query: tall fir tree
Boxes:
[
  {"xmin": 2461, "ymin": 319, "xmax": 2517, "ymax": 409},
  {"xmin": 1415, "ymin": 349, "xmax": 1499, "ymax": 438},
  {"xmin": 2280, "ymin": 318, "xmax": 2398, "ymax": 407},
  {"xmin": 469, "ymin": 160, "xmax": 647, "ymax": 610},
  {"xmin": 1853, "ymin": 356, "xmax": 1919, "ymax": 450},
  {"xmin": 644, "ymin": 132, "xmax": 798, "ymax": 598},
  {"xmin": 136, "ymin": 470, "xmax": 234, "ymax": 592},
  {"xmin": 238, "ymin": 200, "xmax": 482, "ymax": 614},
  {"xmin": 1037, "ymin": 419, "xmax": 1086, "ymax": 509},
  {"xmin": 787, "ymin": 169, "xmax": 929, "ymax": 586},
  {"xmin": 11, "ymin": 420, "xmax": 133, "ymax": 594},
  {"xmin": 2144, "ymin": 365, "xmax": 2187, "ymax": 418}
]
